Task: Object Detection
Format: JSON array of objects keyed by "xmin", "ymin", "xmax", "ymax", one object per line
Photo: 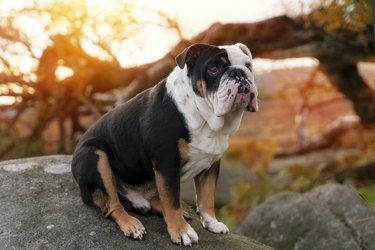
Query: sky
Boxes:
[
  {"xmin": 130, "ymin": 0, "xmax": 289, "ymax": 40},
  {"xmin": 0, "ymin": 0, "xmax": 316, "ymax": 72},
  {"xmin": 0, "ymin": 0, "xmax": 316, "ymax": 106},
  {"xmin": 121, "ymin": 0, "xmax": 307, "ymax": 66}
]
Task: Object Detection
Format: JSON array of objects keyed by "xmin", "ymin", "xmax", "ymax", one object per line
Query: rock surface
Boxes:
[
  {"xmin": 181, "ymin": 163, "xmax": 254, "ymax": 207},
  {"xmin": 0, "ymin": 155, "xmax": 270, "ymax": 250},
  {"xmin": 237, "ymin": 184, "xmax": 375, "ymax": 250}
]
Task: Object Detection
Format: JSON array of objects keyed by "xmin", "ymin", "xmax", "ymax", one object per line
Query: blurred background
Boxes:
[{"xmin": 0, "ymin": 0, "xmax": 374, "ymax": 229}]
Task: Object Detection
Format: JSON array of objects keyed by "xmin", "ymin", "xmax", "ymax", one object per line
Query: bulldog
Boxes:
[{"xmin": 71, "ymin": 43, "xmax": 258, "ymax": 246}]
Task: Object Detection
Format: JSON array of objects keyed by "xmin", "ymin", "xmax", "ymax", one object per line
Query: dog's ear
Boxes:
[
  {"xmin": 175, "ymin": 43, "xmax": 214, "ymax": 69},
  {"xmin": 236, "ymin": 43, "xmax": 252, "ymax": 58}
]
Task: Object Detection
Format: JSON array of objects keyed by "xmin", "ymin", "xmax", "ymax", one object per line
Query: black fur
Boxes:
[
  {"xmin": 71, "ymin": 79, "xmax": 189, "ymax": 207},
  {"xmin": 176, "ymin": 44, "xmax": 230, "ymax": 96}
]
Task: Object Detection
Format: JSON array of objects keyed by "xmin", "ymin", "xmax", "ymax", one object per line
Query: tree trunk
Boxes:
[{"xmin": 319, "ymin": 60, "xmax": 375, "ymax": 125}]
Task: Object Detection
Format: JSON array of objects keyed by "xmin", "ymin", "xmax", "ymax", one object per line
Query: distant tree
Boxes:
[
  {"xmin": 0, "ymin": 0, "xmax": 179, "ymax": 157},
  {"xmin": 305, "ymin": 0, "xmax": 375, "ymax": 124},
  {"xmin": 0, "ymin": 0, "xmax": 374, "ymax": 158}
]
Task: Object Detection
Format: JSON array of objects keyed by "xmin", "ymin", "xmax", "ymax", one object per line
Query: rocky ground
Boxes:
[
  {"xmin": 2, "ymin": 154, "xmax": 374, "ymax": 250},
  {"xmin": 0, "ymin": 155, "xmax": 270, "ymax": 250}
]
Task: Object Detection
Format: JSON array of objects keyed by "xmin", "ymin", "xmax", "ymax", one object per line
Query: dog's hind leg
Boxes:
[
  {"xmin": 73, "ymin": 148, "xmax": 146, "ymax": 240},
  {"xmin": 150, "ymin": 196, "xmax": 163, "ymax": 215},
  {"xmin": 94, "ymin": 150, "xmax": 146, "ymax": 240}
]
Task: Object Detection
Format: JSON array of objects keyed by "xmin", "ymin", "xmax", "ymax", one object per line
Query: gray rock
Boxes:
[
  {"xmin": 237, "ymin": 184, "xmax": 375, "ymax": 250},
  {"xmin": 0, "ymin": 155, "xmax": 271, "ymax": 250},
  {"xmin": 181, "ymin": 163, "xmax": 254, "ymax": 207}
]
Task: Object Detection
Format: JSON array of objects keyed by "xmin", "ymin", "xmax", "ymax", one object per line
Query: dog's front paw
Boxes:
[
  {"xmin": 118, "ymin": 215, "xmax": 146, "ymax": 240},
  {"xmin": 170, "ymin": 223, "xmax": 199, "ymax": 246},
  {"xmin": 202, "ymin": 219, "xmax": 229, "ymax": 234}
]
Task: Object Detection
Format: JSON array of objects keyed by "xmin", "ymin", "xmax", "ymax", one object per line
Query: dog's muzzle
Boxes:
[
  {"xmin": 241, "ymin": 82, "xmax": 258, "ymax": 113},
  {"xmin": 214, "ymin": 68, "xmax": 258, "ymax": 116}
]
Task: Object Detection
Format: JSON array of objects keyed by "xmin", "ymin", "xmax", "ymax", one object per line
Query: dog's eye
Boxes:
[
  {"xmin": 245, "ymin": 63, "xmax": 252, "ymax": 71},
  {"xmin": 208, "ymin": 65, "xmax": 220, "ymax": 74}
]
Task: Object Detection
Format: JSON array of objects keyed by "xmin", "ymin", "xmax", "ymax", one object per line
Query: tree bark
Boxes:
[{"xmin": 319, "ymin": 60, "xmax": 375, "ymax": 124}]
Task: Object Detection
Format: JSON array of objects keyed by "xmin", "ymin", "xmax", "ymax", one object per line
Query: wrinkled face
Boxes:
[{"xmin": 176, "ymin": 43, "xmax": 258, "ymax": 117}]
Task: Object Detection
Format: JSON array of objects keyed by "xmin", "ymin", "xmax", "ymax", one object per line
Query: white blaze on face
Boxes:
[{"xmin": 212, "ymin": 44, "xmax": 257, "ymax": 117}]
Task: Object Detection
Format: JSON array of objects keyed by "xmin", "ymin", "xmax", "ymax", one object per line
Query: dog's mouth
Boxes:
[{"xmin": 213, "ymin": 78, "xmax": 258, "ymax": 117}]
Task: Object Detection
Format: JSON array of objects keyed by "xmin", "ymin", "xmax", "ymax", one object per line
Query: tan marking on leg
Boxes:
[
  {"xmin": 151, "ymin": 195, "xmax": 192, "ymax": 223},
  {"xmin": 194, "ymin": 168, "xmax": 217, "ymax": 218},
  {"xmin": 194, "ymin": 165, "xmax": 228, "ymax": 234},
  {"xmin": 92, "ymin": 189, "xmax": 109, "ymax": 215},
  {"xmin": 151, "ymin": 160, "xmax": 157, "ymax": 171},
  {"xmin": 150, "ymin": 196, "xmax": 163, "ymax": 215},
  {"xmin": 178, "ymin": 138, "xmax": 189, "ymax": 165},
  {"xmin": 154, "ymin": 170, "xmax": 191, "ymax": 244},
  {"xmin": 197, "ymin": 80, "xmax": 208, "ymax": 97},
  {"xmin": 95, "ymin": 150, "xmax": 146, "ymax": 239}
]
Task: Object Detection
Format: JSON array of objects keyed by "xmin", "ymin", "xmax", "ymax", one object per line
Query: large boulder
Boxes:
[
  {"xmin": 237, "ymin": 184, "xmax": 375, "ymax": 250},
  {"xmin": 0, "ymin": 155, "xmax": 270, "ymax": 250},
  {"xmin": 181, "ymin": 163, "xmax": 254, "ymax": 207}
]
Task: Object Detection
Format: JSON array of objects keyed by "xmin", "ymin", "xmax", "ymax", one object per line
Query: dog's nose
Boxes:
[
  {"xmin": 238, "ymin": 84, "xmax": 250, "ymax": 94},
  {"xmin": 229, "ymin": 68, "xmax": 246, "ymax": 78},
  {"xmin": 250, "ymin": 92, "xmax": 255, "ymax": 100}
]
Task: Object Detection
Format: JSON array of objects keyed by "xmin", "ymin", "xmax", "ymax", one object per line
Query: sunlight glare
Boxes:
[
  {"xmin": 86, "ymin": 0, "xmax": 123, "ymax": 18},
  {"xmin": 81, "ymin": 38, "xmax": 113, "ymax": 61},
  {"xmin": 10, "ymin": 55, "xmax": 38, "ymax": 74},
  {"xmin": 0, "ymin": 96, "xmax": 17, "ymax": 106},
  {"xmin": 8, "ymin": 83, "xmax": 24, "ymax": 94},
  {"xmin": 0, "ymin": 0, "xmax": 318, "ymax": 74},
  {"xmin": 0, "ymin": 83, "xmax": 25, "ymax": 106},
  {"xmin": 97, "ymin": 23, "xmax": 112, "ymax": 37},
  {"xmin": 0, "ymin": 85, "xmax": 9, "ymax": 94},
  {"xmin": 254, "ymin": 57, "xmax": 319, "ymax": 73},
  {"xmin": 55, "ymin": 65, "xmax": 74, "ymax": 81}
]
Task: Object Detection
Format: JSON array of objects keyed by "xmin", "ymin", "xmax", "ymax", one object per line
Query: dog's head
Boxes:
[{"xmin": 176, "ymin": 43, "xmax": 258, "ymax": 117}]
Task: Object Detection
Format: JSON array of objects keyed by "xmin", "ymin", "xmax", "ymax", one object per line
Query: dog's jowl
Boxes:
[{"xmin": 71, "ymin": 43, "xmax": 258, "ymax": 246}]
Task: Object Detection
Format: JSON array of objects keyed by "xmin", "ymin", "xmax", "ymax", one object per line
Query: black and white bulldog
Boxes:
[{"xmin": 72, "ymin": 43, "xmax": 258, "ymax": 246}]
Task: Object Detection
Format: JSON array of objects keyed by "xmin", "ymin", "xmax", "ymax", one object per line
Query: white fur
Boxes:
[
  {"xmin": 124, "ymin": 189, "xmax": 151, "ymax": 210},
  {"xmin": 131, "ymin": 225, "xmax": 147, "ymax": 240},
  {"xmin": 166, "ymin": 44, "xmax": 251, "ymax": 183},
  {"xmin": 200, "ymin": 211, "xmax": 229, "ymax": 234},
  {"xmin": 219, "ymin": 43, "xmax": 253, "ymax": 69},
  {"xmin": 180, "ymin": 224, "xmax": 199, "ymax": 246},
  {"xmin": 116, "ymin": 180, "xmax": 157, "ymax": 211}
]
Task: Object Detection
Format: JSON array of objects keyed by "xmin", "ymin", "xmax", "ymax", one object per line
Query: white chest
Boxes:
[
  {"xmin": 180, "ymin": 126, "xmax": 229, "ymax": 183},
  {"xmin": 165, "ymin": 68, "xmax": 244, "ymax": 182}
]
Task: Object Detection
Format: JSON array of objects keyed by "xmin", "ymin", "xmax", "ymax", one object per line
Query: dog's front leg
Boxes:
[
  {"xmin": 194, "ymin": 160, "xmax": 229, "ymax": 234},
  {"xmin": 154, "ymin": 165, "xmax": 198, "ymax": 246}
]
